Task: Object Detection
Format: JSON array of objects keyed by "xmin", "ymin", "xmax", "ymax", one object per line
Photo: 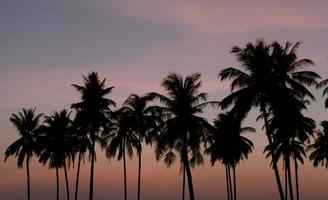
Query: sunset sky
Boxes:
[{"xmin": 1, "ymin": 1, "xmax": 328, "ymax": 200}]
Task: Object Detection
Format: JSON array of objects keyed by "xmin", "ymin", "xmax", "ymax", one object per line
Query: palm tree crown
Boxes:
[{"xmin": 5, "ymin": 108, "xmax": 43, "ymax": 167}]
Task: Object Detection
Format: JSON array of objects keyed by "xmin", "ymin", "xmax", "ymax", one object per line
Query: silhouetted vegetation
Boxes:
[{"xmin": 4, "ymin": 39, "xmax": 328, "ymax": 200}]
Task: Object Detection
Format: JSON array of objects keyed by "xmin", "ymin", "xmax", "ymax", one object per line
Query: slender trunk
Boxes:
[
  {"xmin": 137, "ymin": 136, "xmax": 142, "ymax": 200},
  {"xmin": 285, "ymin": 165, "xmax": 288, "ymax": 200},
  {"xmin": 56, "ymin": 167, "xmax": 59, "ymax": 200},
  {"xmin": 228, "ymin": 165, "xmax": 233, "ymax": 200},
  {"xmin": 26, "ymin": 157, "xmax": 31, "ymax": 200},
  {"xmin": 286, "ymin": 156, "xmax": 294, "ymax": 200},
  {"xmin": 123, "ymin": 141, "xmax": 128, "ymax": 200},
  {"xmin": 233, "ymin": 166, "xmax": 237, "ymax": 200},
  {"xmin": 182, "ymin": 165, "xmax": 185, "ymax": 200},
  {"xmin": 183, "ymin": 150, "xmax": 195, "ymax": 200},
  {"xmin": 225, "ymin": 165, "xmax": 230, "ymax": 200},
  {"xmin": 261, "ymin": 102, "xmax": 285, "ymax": 200},
  {"xmin": 88, "ymin": 133, "xmax": 96, "ymax": 200},
  {"xmin": 294, "ymin": 157, "xmax": 300, "ymax": 200},
  {"xmin": 74, "ymin": 152, "xmax": 82, "ymax": 200},
  {"xmin": 64, "ymin": 159, "xmax": 70, "ymax": 200}
]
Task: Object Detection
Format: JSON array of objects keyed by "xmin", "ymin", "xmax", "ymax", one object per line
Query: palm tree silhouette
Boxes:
[
  {"xmin": 71, "ymin": 72, "xmax": 115, "ymax": 200},
  {"xmin": 205, "ymin": 112, "xmax": 254, "ymax": 200},
  {"xmin": 4, "ymin": 108, "xmax": 43, "ymax": 200},
  {"xmin": 267, "ymin": 41, "xmax": 318, "ymax": 200},
  {"xmin": 150, "ymin": 72, "xmax": 217, "ymax": 200},
  {"xmin": 120, "ymin": 94, "xmax": 158, "ymax": 200},
  {"xmin": 38, "ymin": 110, "xmax": 76, "ymax": 200},
  {"xmin": 309, "ymin": 121, "xmax": 328, "ymax": 168},
  {"xmin": 106, "ymin": 109, "xmax": 140, "ymax": 200},
  {"xmin": 218, "ymin": 39, "xmax": 319, "ymax": 200}
]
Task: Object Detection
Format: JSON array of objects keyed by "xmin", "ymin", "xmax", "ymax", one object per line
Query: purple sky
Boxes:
[{"xmin": 1, "ymin": 1, "xmax": 328, "ymax": 200}]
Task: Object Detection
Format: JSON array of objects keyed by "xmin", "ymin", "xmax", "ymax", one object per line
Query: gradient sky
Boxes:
[{"xmin": 1, "ymin": 1, "xmax": 328, "ymax": 200}]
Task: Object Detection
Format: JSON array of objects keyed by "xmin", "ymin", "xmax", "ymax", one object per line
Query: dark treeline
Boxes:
[{"xmin": 4, "ymin": 39, "xmax": 328, "ymax": 200}]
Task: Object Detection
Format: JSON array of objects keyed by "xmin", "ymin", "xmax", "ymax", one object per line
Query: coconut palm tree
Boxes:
[
  {"xmin": 218, "ymin": 39, "xmax": 319, "ymax": 200},
  {"xmin": 38, "ymin": 110, "xmax": 76, "ymax": 200},
  {"xmin": 106, "ymin": 109, "xmax": 140, "ymax": 200},
  {"xmin": 205, "ymin": 112, "xmax": 254, "ymax": 200},
  {"xmin": 120, "ymin": 94, "xmax": 158, "ymax": 200},
  {"xmin": 309, "ymin": 121, "xmax": 328, "ymax": 168},
  {"xmin": 150, "ymin": 72, "xmax": 218, "ymax": 200},
  {"xmin": 4, "ymin": 108, "xmax": 43, "ymax": 200},
  {"xmin": 71, "ymin": 71, "xmax": 115, "ymax": 200}
]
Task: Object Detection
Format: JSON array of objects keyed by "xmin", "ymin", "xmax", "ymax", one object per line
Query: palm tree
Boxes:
[
  {"xmin": 309, "ymin": 121, "xmax": 328, "ymax": 168},
  {"xmin": 150, "ymin": 72, "xmax": 218, "ymax": 200},
  {"xmin": 205, "ymin": 112, "xmax": 254, "ymax": 200},
  {"xmin": 106, "ymin": 109, "xmax": 140, "ymax": 200},
  {"xmin": 71, "ymin": 71, "xmax": 115, "ymax": 200},
  {"xmin": 38, "ymin": 110, "xmax": 76, "ymax": 200},
  {"xmin": 218, "ymin": 39, "xmax": 319, "ymax": 200},
  {"xmin": 4, "ymin": 108, "xmax": 43, "ymax": 200},
  {"xmin": 120, "ymin": 94, "xmax": 158, "ymax": 200}
]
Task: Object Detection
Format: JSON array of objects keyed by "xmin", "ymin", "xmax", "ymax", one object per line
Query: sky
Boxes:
[{"xmin": 1, "ymin": 0, "xmax": 328, "ymax": 199}]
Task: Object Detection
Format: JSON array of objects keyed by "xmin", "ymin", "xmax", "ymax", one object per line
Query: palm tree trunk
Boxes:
[
  {"xmin": 261, "ymin": 102, "xmax": 285, "ymax": 200},
  {"xmin": 182, "ymin": 165, "xmax": 185, "ymax": 200},
  {"xmin": 74, "ymin": 152, "xmax": 82, "ymax": 200},
  {"xmin": 89, "ymin": 133, "xmax": 96, "ymax": 200},
  {"xmin": 233, "ymin": 166, "xmax": 237, "ymax": 200},
  {"xmin": 183, "ymin": 150, "xmax": 195, "ymax": 200},
  {"xmin": 285, "ymin": 165, "xmax": 288, "ymax": 200},
  {"xmin": 228, "ymin": 165, "xmax": 233, "ymax": 200},
  {"xmin": 286, "ymin": 156, "xmax": 294, "ymax": 200},
  {"xmin": 56, "ymin": 167, "xmax": 59, "ymax": 200},
  {"xmin": 26, "ymin": 157, "xmax": 31, "ymax": 200},
  {"xmin": 123, "ymin": 141, "xmax": 128, "ymax": 200},
  {"xmin": 294, "ymin": 157, "xmax": 300, "ymax": 200},
  {"xmin": 64, "ymin": 159, "xmax": 70, "ymax": 200},
  {"xmin": 225, "ymin": 165, "xmax": 230, "ymax": 200},
  {"xmin": 137, "ymin": 136, "xmax": 142, "ymax": 200}
]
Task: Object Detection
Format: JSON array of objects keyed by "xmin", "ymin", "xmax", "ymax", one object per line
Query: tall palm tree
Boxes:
[
  {"xmin": 71, "ymin": 72, "xmax": 115, "ymax": 200},
  {"xmin": 150, "ymin": 72, "xmax": 218, "ymax": 200},
  {"xmin": 218, "ymin": 39, "xmax": 319, "ymax": 200},
  {"xmin": 309, "ymin": 121, "xmax": 328, "ymax": 168},
  {"xmin": 106, "ymin": 109, "xmax": 140, "ymax": 200},
  {"xmin": 38, "ymin": 110, "xmax": 76, "ymax": 200},
  {"xmin": 120, "ymin": 94, "xmax": 158, "ymax": 200},
  {"xmin": 4, "ymin": 108, "xmax": 43, "ymax": 200},
  {"xmin": 205, "ymin": 112, "xmax": 254, "ymax": 200}
]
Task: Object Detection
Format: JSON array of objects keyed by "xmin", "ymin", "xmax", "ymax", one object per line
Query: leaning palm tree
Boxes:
[
  {"xmin": 38, "ymin": 110, "xmax": 76, "ymax": 200},
  {"xmin": 218, "ymin": 39, "xmax": 319, "ymax": 200},
  {"xmin": 120, "ymin": 94, "xmax": 158, "ymax": 200},
  {"xmin": 150, "ymin": 72, "xmax": 217, "ymax": 200},
  {"xmin": 71, "ymin": 72, "xmax": 115, "ymax": 200},
  {"xmin": 4, "ymin": 108, "xmax": 43, "ymax": 200},
  {"xmin": 106, "ymin": 109, "xmax": 140, "ymax": 200},
  {"xmin": 205, "ymin": 112, "xmax": 254, "ymax": 200},
  {"xmin": 309, "ymin": 121, "xmax": 328, "ymax": 168}
]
